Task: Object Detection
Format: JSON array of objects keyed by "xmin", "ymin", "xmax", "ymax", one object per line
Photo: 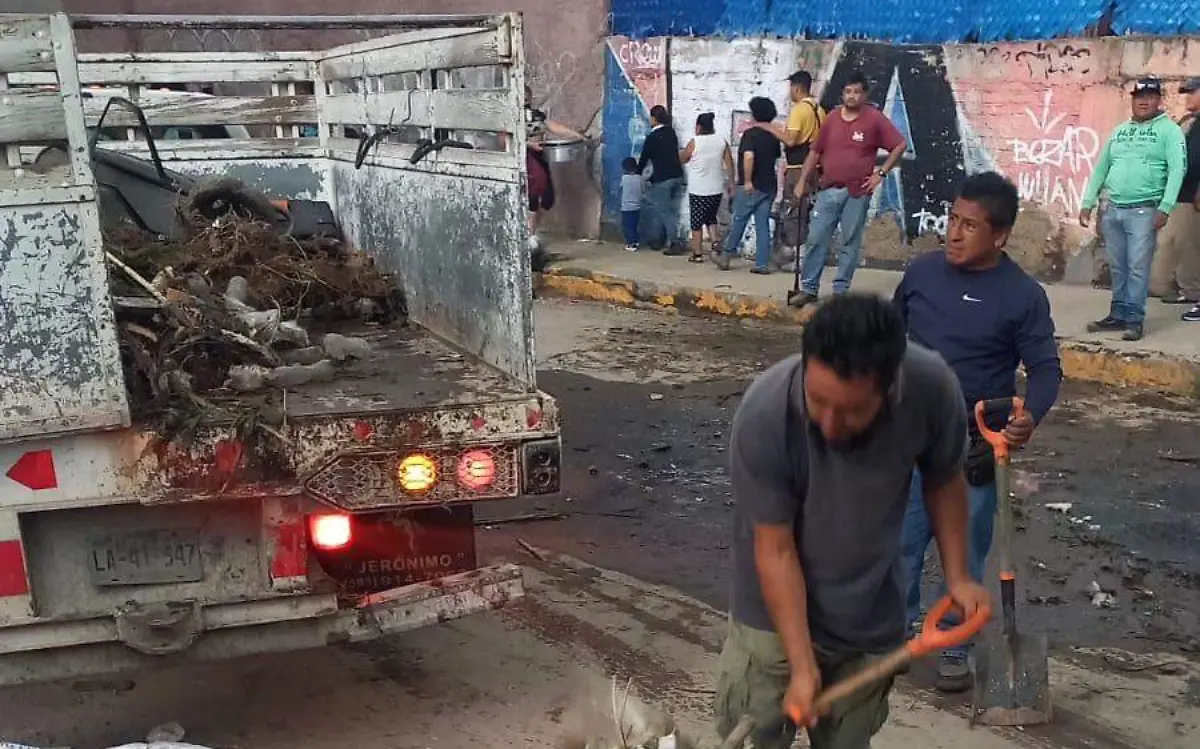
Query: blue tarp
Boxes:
[
  {"xmin": 1113, "ymin": 0, "xmax": 1200, "ymax": 34},
  {"xmin": 609, "ymin": 0, "xmax": 1189, "ymax": 43}
]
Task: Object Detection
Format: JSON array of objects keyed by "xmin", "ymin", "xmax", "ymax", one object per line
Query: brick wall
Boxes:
[
  {"xmin": 61, "ymin": 0, "xmax": 607, "ymax": 238},
  {"xmin": 604, "ymin": 34, "xmax": 1200, "ymax": 281}
]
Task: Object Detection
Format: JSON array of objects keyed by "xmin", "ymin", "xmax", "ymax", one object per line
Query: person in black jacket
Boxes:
[
  {"xmin": 637, "ymin": 105, "xmax": 688, "ymax": 254},
  {"xmin": 1156, "ymin": 77, "xmax": 1200, "ymax": 320}
]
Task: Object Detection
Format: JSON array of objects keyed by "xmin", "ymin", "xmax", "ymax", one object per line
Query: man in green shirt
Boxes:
[{"xmin": 1079, "ymin": 77, "xmax": 1187, "ymax": 341}]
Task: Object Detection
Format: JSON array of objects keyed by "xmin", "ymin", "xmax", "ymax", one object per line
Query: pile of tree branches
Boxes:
[{"xmin": 104, "ymin": 180, "xmax": 405, "ymax": 443}]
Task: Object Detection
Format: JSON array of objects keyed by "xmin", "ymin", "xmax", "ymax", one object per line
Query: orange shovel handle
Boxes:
[
  {"xmin": 974, "ymin": 397, "xmax": 1025, "ymax": 460},
  {"xmin": 908, "ymin": 594, "xmax": 992, "ymax": 656},
  {"xmin": 784, "ymin": 595, "xmax": 991, "ymax": 726}
]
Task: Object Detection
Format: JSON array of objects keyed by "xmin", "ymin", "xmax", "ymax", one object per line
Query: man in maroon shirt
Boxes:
[{"xmin": 790, "ymin": 72, "xmax": 908, "ymax": 307}]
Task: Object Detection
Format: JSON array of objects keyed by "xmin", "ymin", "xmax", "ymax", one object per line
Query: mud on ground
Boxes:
[{"xmin": 521, "ymin": 299, "xmax": 1200, "ymax": 659}]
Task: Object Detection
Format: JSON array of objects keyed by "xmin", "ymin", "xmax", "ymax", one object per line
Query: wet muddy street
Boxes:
[
  {"xmin": 1, "ymin": 298, "xmax": 1197, "ymax": 749},
  {"xmin": 508, "ymin": 299, "xmax": 1200, "ymax": 657}
]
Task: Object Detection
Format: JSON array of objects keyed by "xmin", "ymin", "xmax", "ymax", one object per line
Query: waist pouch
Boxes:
[{"xmin": 964, "ymin": 432, "xmax": 995, "ymax": 487}]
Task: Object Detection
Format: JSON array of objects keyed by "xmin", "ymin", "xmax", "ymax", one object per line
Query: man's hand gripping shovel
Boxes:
[{"xmin": 717, "ymin": 597, "xmax": 990, "ymax": 748}]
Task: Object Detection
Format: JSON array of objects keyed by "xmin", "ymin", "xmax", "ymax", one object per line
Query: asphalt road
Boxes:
[{"xmin": 0, "ymin": 299, "xmax": 1196, "ymax": 749}]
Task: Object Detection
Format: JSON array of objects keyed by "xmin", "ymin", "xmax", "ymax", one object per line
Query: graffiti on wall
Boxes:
[
  {"xmin": 612, "ymin": 36, "xmax": 669, "ymax": 107},
  {"xmin": 603, "ymin": 32, "xmax": 1196, "ymax": 273},
  {"xmin": 1006, "ymin": 90, "xmax": 1101, "ymax": 215},
  {"xmin": 976, "ymin": 42, "xmax": 1094, "ymax": 80},
  {"xmin": 812, "ymin": 42, "xmax": 966, "ymax": 240},
  {"xmin": 529, "ymin": 39, "xmax": 582, "ymax": 115},
  {"xmin": 601, "ymin": 36, "xmax": 669, "ymax": 222}
]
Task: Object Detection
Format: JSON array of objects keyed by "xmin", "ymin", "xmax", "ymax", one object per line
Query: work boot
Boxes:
[
  {"xmin": 1122, "ymin": 322, "xmax": 1144, "ymax": 341},
  {"xmin": 1086, "ymin": 316, "xmax": 1126, "ymax": 333},
  {"xmin": 936, "ymin": 652, "xmax": 972, "ymax": 693},
  {"xmin": 787, "ymin": 291, "xmax": 819, "ymax": 309}
]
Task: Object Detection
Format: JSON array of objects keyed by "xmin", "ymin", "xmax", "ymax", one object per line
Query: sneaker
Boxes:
[
  {"xmin": 1086, "ymin": 316, "xmax": 1126, "ymax": 333},
  {"xmin": 624, "ymin": 244, "xmax": 638, "ymax": 252},
  {"xmin": 1162, "ymin": 292, "xmax": 1195, "ymax": 305},
  {"xmin": 935, "ymin": 652, "xmax": 972, "ymax": 693},
  {"xmin": 1183, "ymin": 304, "xmax": 1200, "ymax": 322},
  {"xmin": 1122, "ymin": 322, "xmax": 1144, "ymax": 341},
  {"xmin": 663, "ymin": 245, "xmax": 689, "ymax": 257},
  {"xmin": 750, "ymin": 266, "xmax": 773, "ymax": 275}
]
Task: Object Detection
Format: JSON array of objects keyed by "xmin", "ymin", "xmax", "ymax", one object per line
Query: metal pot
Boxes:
[{"xmin": 541, "ymin": 139, "xmax": 587, "ymax": 164}]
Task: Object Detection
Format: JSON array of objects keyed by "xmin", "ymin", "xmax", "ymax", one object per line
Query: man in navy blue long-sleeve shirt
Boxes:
[{"xmin": 893, "ymin": 171, "xmax": 1062, "ymax": 693}]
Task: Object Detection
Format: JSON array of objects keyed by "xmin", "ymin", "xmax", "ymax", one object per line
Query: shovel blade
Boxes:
[{"xmin": 972, "ymin": 632, "xmax": 1052, "ymax": 726}]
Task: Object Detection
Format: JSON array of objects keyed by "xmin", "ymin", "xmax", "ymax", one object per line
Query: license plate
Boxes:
[{"xmin": 88, "ymin": 529, "xmax": 203, "ymax": 586}]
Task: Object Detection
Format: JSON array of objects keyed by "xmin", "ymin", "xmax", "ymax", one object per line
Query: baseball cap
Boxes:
[
  {"xmin": 786, "ymin": 70, "xmax": 813, "ymax": 87},
  {"xmin": 1181, "ymin": 76, "xmax": 1200, "ymax": 93},
  {"xmin": 1132, "ymin": 77, "xmax": 1163, "ymax": 96}
]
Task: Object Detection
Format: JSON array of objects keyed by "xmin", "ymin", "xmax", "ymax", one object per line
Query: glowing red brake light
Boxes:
[
  {"xmin": 309, "ymin": 514, "xmax": 352, "ymax": 551},
  {"xmin": 457, "ymin": 449, "xmax": 497, "ymax": 491}
]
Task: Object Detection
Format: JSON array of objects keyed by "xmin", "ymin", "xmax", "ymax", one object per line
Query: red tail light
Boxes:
[
  {"xmin": 309, "ymin": 514, "xmax": 352, "ymax": 551},
  {"xmin": 457, "ymin": 449, "xmax": 497, "ymax": 491}
]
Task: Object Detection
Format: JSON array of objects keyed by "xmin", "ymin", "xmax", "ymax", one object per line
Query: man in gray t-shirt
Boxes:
[{"xmin": 714, "ymin": 294, "xmax": 991, "ymax": 749}]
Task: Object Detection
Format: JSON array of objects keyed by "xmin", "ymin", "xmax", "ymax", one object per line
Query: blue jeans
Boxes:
[
  {"xmin": 643, "ymin": 177, "xmax": 687, "ymax": 248},
  {"xmin": 800, "ymin": 187, "xmax": 871, "ymax": 295},
  {"xmin": 621, "ymin": 209, "xmax": 640, "ymax": 246},
  {"xmin": 1101, "ymin": 204, "xmax": 1159, "ymax": 323},
  {"xmin": 724, "ymin": 188, "xmax": 773, "ymax": 269},
  {"xmin": 901, "ymin": 468, "xmax": 997, "ymax": 658}
]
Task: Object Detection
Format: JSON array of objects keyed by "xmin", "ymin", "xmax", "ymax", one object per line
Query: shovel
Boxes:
[
  {"xmin": 718, "ymin": 595, "xmax": 991, "ymax": 748},
  {"xmin": 970, "ymin": 397, "xmax": 1053, "ymax": 727},
  {"xmin": 786, "ymin": 187, "xmax": 812, "ymax": 308}
]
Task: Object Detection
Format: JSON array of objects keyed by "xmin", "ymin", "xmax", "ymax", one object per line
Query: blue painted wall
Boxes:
[
  {"xmin": 601, "ymin": 45, "xmax": 652, "ymax": 224},
  {"xmin": 611, "ymin": 0, "xmax": 1200, "ymax": 42}
]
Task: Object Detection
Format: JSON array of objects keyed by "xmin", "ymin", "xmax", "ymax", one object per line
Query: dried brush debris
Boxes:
[{"xmin": 104, "ymin": 179, "xmax": 406, "ymax": 443}]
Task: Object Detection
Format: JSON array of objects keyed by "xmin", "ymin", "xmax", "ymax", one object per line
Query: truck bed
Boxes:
[{"xmin": 283, "ymin": 323, "xmax": 532, "ymax": 418}]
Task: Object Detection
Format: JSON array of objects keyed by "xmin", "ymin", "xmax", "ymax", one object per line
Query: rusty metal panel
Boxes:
[
  {"xmin": 0, "ymin": 198, "xmax": 129, "ymax": 443},
  {"xmin": 322, "ymin": 13, "xmax": 535, "ymax": 388},
  {"xmin": 0, "ymin": 15, "xmax": 56, "ymax": 74},
  {"xmin": 0, "ymin": 88, "xmax": 67, "ymax": 142},
  {"xmin": 331, "ymin": 160, "xmax": 534, "ymax": 387},
  {"xmin": 80, "ymin": 93, "xmax": 316, "ymax": 128}
]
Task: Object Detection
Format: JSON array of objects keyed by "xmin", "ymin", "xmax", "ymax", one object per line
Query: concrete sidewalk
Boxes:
[{"xmin": 537, "ymin": 240, "xmax": 1200, "ymax": 396}]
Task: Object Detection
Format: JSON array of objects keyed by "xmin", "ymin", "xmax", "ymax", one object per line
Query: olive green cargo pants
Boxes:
[{"xmin": 714, "ymin": 618, "xmax": 894, "ymax": 749}]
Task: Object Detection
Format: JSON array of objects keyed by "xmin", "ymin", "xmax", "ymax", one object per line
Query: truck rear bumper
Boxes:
[{"xmin": 0, "ymin": 564, "xmax": 522, "ymax": 687}]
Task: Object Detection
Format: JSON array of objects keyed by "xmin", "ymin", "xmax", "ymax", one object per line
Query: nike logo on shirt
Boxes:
[{"xmin": 962, "ymin": 293, "xmax": 982, "ymax": 302}]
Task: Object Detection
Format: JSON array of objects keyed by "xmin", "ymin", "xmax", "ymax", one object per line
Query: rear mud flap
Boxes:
[{"xmin": 346, "ymin": 563, "xmax": 524, "ymax": 641}]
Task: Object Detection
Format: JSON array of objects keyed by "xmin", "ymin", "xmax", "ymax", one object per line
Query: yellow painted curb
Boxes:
[
  {"xmin": 536, "ymin": 267, "xmax": 818, "ymax": 325},
  {"xmin": 536, "ymin": 267, "xmax": 1200, "ymax": 397}
]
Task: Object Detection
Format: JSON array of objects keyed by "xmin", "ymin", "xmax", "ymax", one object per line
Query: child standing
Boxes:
[{"xmin": 620, "ymin": 157, "xmax": 643, "ymax": 251}]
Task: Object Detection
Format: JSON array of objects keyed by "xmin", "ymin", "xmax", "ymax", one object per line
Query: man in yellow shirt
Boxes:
[{"xmin": 762, "ymin": 71, "xmax": 825, "ymax": 264}]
